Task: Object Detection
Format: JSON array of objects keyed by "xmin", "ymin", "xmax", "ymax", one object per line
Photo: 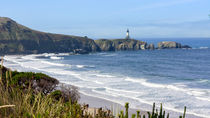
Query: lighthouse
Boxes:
[{"xmin": 126, "ymin": 29, "xmax": 130, "ymax": 40}]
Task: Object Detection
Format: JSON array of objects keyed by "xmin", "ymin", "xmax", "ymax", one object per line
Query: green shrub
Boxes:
[
  {"xmin": 49, "ymin": 90, "xmax": 62, "ymax": 101},
  {"xmin": 9, "ymin": 71, "xmax": 59, "ymax": 94}
]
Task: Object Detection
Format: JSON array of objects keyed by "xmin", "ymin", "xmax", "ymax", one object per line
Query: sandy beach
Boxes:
[
  {"xmin": 79, "ymin": 93, "xmax": 148, "ymax": 117},
  {"xmin": 79, "ymin": 93, "xmax": 203, "ymax": 118}
]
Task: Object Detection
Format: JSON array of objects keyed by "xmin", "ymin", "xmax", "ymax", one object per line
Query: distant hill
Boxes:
[{"xmin": 0, "ymin": 17, "xmax": 99, "ymax": 54}]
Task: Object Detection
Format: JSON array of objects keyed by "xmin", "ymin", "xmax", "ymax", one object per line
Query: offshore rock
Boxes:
[
  {"xmin": 157, "ymin": 41, "xmax": 182, "ymax": 49},
  {"xmin": 181, "ymin": 45, "xmax": 192, "ymax": 49}
]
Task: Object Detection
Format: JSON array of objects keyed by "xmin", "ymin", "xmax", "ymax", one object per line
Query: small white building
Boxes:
[{"xmin": 126, "ymin": 29, "xmax": 130, "ymax": 39}]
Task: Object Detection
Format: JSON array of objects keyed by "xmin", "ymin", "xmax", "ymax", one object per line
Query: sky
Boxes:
[{"xmin": 0, "ymin": 0, "xmax": 210, "ymax": 39}]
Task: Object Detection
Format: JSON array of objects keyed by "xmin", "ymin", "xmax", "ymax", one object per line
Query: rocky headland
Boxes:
[
  {"xmin": 94, "ymin": 39, "xmax": 151, "ymax": 51},
  {"xmin": 0, "ymin": 17, "xmax": 191, "ymax": 55}
]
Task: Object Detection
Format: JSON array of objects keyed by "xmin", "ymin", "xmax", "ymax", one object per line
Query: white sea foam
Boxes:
[
  {"xmin": 75, "ymin": 65, "xmax": 95, "ymax": 68},
  {"xmin": 94, "ymin": 74, "xmax": 116, "ymax": 78},
  {"xmin": 198, "ymin": 79, "xmax": 209, "ymax": 83},
  {"xmin": 125, "ymin": 77, "xmax": 207, "ymax": 98},
  {"xmin": 76, "ymin": 65, "xmax": 85, "ymax": 68},
  {"xmin": 44, "ymin": 69, "xmax": 106, "ymax": 86},
  {"xmin": 38, "ymin": 53, "xmax": 70, "ymax": 58},
  {"xmin": 196, "ymin": 97, "xmax": 210, "ymax": 102},
  {"xmin": 92, "ymin": 89, "xmax": 120, "ymax": 97},
  {"xmin": 40, "ymin": 61, "xmax": 68, "ymax": 67},
  {"xmin": 92, "ymin": 86, "xmax": 210, "ymax": 118},
  {"xmin": 104, "ymin": 87, "xmax": 142, "ymax": 95},
  {"xmin": 199, "ymin": 47, "xmax": 209, "ymax": 49},
  {"xmin": 50, "ymin": 56, "xmax": 64, "ymax": 60},
  {"xmin": 42, "ymin": 53, "xmax": 58, "ymax": 57},
  {"xmin": 98, "ymin": 88, "xmax": 154, "ymax": 107},
  {"xmin": 125, "ymin": 77, "xmax": 165, "ymax": 88},
  {"xmin": 36, "ymin": 53, "xmax": 68, "ymax": 60},
  {"xmin": 93, "ymin": 81, "xmax": 104, "ymax": 85},
  {"xmin": 57, "ymin": 53, "xmax": 70, "ymax": 56},
  {"xmin": 21, "ymin": 55, "xmax": 39, "ymax": 61},
  {"xmin": 192, "ymin": 47, "xmax": 209, "ymax": 50}
]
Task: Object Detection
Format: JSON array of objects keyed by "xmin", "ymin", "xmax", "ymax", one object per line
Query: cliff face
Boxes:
[
  {"xmin": 0, "ymin": 17, "xmax": 99, "ymax": 54},
  {"xmin": 94, "ymin": 39, "xmax": 151, "ymax": 51}
]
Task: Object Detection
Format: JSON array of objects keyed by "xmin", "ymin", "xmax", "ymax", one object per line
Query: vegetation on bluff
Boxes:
[{"xmin": 0, "ymin": 65, "xmax": 83, "ymax": 117}]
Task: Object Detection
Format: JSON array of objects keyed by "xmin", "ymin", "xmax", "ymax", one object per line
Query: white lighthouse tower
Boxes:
[{"xmin": 126, "ymin": 29, "xmax": 130, "ymax": 39}]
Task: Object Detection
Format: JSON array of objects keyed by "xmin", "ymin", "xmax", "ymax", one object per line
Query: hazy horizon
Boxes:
[{"xmin": 1, "ymin": 0, "xmax": 210, "ymax": 39}]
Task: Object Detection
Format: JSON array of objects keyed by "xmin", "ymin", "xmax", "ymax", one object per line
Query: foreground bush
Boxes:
[{"xmin": 0, "ymin": 66, "xmax": 85, "ymax": 117}]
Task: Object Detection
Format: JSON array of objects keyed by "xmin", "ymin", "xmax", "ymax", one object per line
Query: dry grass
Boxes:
[{"xmin": 0, "ymin": 85, "xmax": 84, "ymax": 118}]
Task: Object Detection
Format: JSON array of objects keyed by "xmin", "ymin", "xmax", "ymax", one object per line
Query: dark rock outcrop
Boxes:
[
  {"xmin": 157, "ymin": 41, "xmax": 182, "ymax": 49},
  {"xmin": 94, "ymin": 39, "xmax": 148, "ymax": 51},
  {"xmin": 94, "ymin": 39, "xmax": 115, "ymax": 51},
  {"xmin": 181, "ymin": 45, "xmax": 192, "ymax": 49},
  {"xmin": 157, "ymin": 41, "xmax": 192, "ymax": 49}
]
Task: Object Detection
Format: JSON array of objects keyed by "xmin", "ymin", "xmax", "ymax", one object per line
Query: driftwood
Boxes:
[{"xmin": 0, "ymin": 105, "xmax": 15, "ymax": 108}]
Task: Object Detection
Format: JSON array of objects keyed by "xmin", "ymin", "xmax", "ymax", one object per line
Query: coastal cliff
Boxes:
[
  {"xmin": 0, "ymin": 17, "xmax": 99, "ymax": 54},
  {"xmin": 0, "ymin": 17, "xmax": 191, "ymax": 55}
]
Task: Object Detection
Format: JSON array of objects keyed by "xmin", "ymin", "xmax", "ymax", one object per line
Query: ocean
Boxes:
[{"xmin": 3, "ymin": 38, "xmax": 210, "ymax": 118}]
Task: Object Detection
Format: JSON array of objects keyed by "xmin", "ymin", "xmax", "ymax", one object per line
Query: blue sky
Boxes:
[{"xmin": 1, "ymin": 0, "xmax": 210, "ymax": 39}]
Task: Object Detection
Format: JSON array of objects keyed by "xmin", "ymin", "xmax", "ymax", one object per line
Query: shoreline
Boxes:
[
  {"xmin": 3, "ymin": 54, "xmax": 207, "ymax": 118},
  {"xmin": 79, "ymin": 92, "xmax": 203, "ymax": 118},
  {"xmin": 79, "ymin": 93, "xmax": 149, "ymax": 117}
]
